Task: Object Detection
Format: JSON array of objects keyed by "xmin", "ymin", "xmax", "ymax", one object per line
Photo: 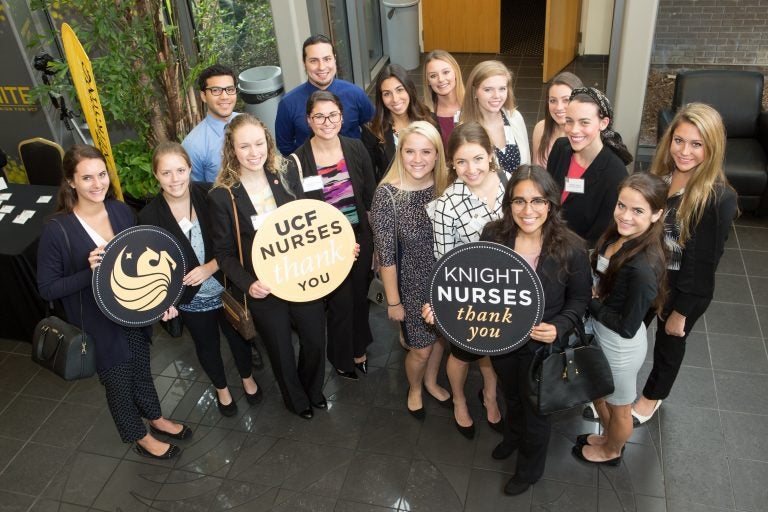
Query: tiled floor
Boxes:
[{"xmin": 3, "ymin": 57, "xmax": 768, "ymax": 511}]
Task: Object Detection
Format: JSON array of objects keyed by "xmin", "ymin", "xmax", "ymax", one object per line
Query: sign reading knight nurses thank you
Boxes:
[
  {"xmin": 93, "ymin": 226, "xmax": 186, "ymax": 327},
  {"xmin": 429, "ymin": 241, "xmax": 545, "ymax": 356},
  {"xmin": 251, "ymin": 199, "xmax": 357, "ymax": 302}
]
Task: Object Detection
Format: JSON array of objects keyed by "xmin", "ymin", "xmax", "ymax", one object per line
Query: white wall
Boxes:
[
  {"xmin": 580, "ymin": 0, "xmax": 615, "ymax": 55},
  {"xmin": 268, "ymin": 0, "xmax": 310, "ymax": 91}
]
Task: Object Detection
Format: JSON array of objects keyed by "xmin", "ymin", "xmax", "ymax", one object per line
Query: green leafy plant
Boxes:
[{"xmin": 113, "ymin": 138, "xmax": 157, "ymax": 199}]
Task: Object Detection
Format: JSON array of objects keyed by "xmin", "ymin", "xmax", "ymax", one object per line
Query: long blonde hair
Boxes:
[
  {"xmin": 652, "ymin": 102, "xmax": 732, "ymax": 245},
  {"xmin": 422, "ymin": 50, "xmax": 465, "ymax": 112},
  {"xmin": 460, "ymin": 60, "xmax": 515, "ymax": 123},
  {"xmin": 214, "ymin": 113, "xmax": 287, "ymax": 189},
  {"xmin": 380, "ymin": 120, "xmax": 449, "ymax": 197}
]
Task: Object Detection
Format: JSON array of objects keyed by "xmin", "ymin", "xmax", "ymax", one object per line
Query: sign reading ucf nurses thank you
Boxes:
[
  {"xmin": 252, "ymin": 199, "xmax": 356, "ymax": 302},
  {"xmin": 430, "ymin": 241, "xmax": 545, "ymax": 356},
  {"xmin": 93, "ymin": 226, "xmax": 186, "ymax": 327},
  {"xmin": 61, "ymin": 22, "xmax": 123, "ymax": 199}
]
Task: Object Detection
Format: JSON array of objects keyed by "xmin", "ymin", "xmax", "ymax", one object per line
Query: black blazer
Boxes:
[
  {"xmin": 589, "ymin": 238, "xmax": 662, "ymax": 338},
  {"xmin": 291, "ymin": 135, "xmax": 376, "ymax": 233},
  {"xmin": 138, "ymin": 182, "xmax": 220, "ymax": 305},
  {"xmin": 667, "ymin": 184, "xmax": 738, "ymax": 318},
  {"xmin": 37, "ymin": 200, "xmax": 138, "ymax": 371},
  {"xmin": 481, "ymin": 228, "xmax": 592, "ymax": 350},
  {"xmin": 547, "ymin": 137, "xmax": 628, "ymax": 247},
  {"xmin": 207, "ymin": 162, "xmax": 302, "ymax": 298}
]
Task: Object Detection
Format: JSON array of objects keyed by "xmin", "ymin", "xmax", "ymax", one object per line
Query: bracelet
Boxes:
[{"xmin": 387, "ymin": 302, "xmax": 402, "ymax": 307}]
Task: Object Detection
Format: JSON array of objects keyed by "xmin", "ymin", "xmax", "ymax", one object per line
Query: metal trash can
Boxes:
[
  {"xmin": 383, "ymin": 0, "xmax": 420, "ymax": 71},
  {"xmin": 238, "ymin": 66, "xmax": 284, "ymax": 136}
]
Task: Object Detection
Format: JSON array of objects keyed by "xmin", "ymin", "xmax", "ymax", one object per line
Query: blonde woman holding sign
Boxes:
[
  {"xmin": 370, "ymin": 121, "xmax": 451, "ymax": 419},
  {"xmin": 208, "ymin": 113, "xmax": 326, "ymax": 420}
]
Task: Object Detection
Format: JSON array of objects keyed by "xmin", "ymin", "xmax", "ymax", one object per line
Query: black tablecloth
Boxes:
[{"xmin": 0, "ymin": 184, "xmax": 59, "ymax": 341}]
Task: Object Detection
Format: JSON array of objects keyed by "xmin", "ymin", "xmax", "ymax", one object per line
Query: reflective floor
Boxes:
[
  {"xmin": 3, "ymin": 55, "xmax": 768, "ymax": 511},
  {"xmin": 2, "ymin": 215, "xmax": 768, "ymax": 511}
]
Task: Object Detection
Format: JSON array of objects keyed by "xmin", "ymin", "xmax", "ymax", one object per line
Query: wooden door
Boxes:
[
  {"xmin": 422, "ymin": 0, "xmax": 500, "ymax": 53},
  {"xmin": 543, "ymin": 0, "xmax": 581, "ymax": 82}
]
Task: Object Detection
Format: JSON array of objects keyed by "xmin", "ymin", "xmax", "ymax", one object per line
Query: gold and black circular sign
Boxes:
[{"xmin": 92, "ymin": 226, "xmax": 186, "ymax": 327}]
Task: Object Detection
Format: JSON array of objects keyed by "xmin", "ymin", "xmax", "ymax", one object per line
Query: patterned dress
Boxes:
[{"xmin": 370, "ymin": 184, "xmax": 437, "ymax": 348}]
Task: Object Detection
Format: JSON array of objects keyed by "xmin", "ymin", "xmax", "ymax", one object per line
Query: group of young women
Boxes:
[{"xmin": 37, "ymin": 49, "xmax": 737, "ymax": 495}]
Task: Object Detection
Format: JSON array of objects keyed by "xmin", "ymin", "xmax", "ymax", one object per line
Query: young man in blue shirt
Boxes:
[
  {"xmin": 182, "ymin": 64, "xmax": 240, "ymax": 182},
  {"xmin": 275, "ymin": 35, "xmax": 374, "ymax": 156}
]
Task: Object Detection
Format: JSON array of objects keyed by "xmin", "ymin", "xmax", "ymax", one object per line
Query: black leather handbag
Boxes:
[
  {"xmin": 527, "ymin": 312, "xmax": 614, "ymax": 415},
  {"xmin": 31, "ymin": 219, "xmax": 96, "ymax": 380}
]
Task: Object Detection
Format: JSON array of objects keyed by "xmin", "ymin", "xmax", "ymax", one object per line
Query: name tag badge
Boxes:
[
  {"xmin": 564, "ymin": 177, "xmax": 585, "ymax": 194},
  {"xmin": 251, "ymin": 214, "xmax": 267, "ymax": 231},
  {"xmin": 178, "ymin": 217, "xmax": 194, "ymax": 234},
  {"xmin": 453, "ymin": 110, "xmax": 461, "ymax": 124},
  {"xmin": 302, "ymin": 175, "xmax": 323, "ymax": 192},
  {"xmin": 596, "ymin": 254, "xmax": 609, "ymax": 273}
]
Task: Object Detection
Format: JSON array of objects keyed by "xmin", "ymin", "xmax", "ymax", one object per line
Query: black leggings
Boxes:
[{"xmin": 180, "ymin": 307, "xmax": 253, "ymax": 389}]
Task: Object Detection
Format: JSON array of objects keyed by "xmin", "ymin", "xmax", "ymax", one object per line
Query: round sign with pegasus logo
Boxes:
[{"xmin": 92, "ymin": 226, "xmax": 187, "ymax": 327}]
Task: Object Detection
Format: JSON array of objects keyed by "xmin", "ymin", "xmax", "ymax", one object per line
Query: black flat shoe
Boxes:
[
  {"xmin": 148, "ymin": 423, "xmax": 193, "ymax": 440},
  {"xmin": 216, "ymin": 396, "xmax": 238, "ymax": 417},
  {"xmin": 245, "ymin": 385, "xmax": 263, "ymax": 405},
  {"xmin": 311, "ymin": 396, "xmax": 328, "ymax": 409},
  {"xmin": 298, "ymin": 408, "xmax": 314, "ymax": 420},
  {"xmin": 503, "ymin": 477, "xmax": 531, "ymax": 496},
  {"xmin": 492, "ymin": 441, "xmax": 517, "ymax": 460},
  {"xmin": 354, "ymin": 360, "xmax": 368, "ymax": 374},
  {"xmin": 571, "ymin": 444, "xmax": 622, "ymax": 466},
  {"xmin": 455, "ymin": 420, "xmax": 475, "ymax": 439},
  {"xmin": 335, "ymin": 368, "xmax": 359, "ymax": 380},
  {"xmin": 575, "ymin": 435, "xmax": 626, "ymax": 453},
  {"xmin": 135, "ymin": 442, "xmax": 180, "ymax": 459},
  {"xmin": 408, "ymin": 406, "xmax": 426, "ymax": 421}
]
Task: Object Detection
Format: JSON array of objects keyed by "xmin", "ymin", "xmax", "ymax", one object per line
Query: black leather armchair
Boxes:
[{"xmin": 658, "ymin": 70, "xmax": 768, "ymax": 213}]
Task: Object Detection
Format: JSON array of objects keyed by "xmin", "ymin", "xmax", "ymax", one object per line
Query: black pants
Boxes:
[
  {"xmin": 642, "ymin": 310, "xmax": 704, "ymax": 400},
  {"xmin": 180, "ymin": 307, "xmax": 252, "ymax": 389},
  {"xmin": 492, "ymin": 345, "xmax": 550, "ymax": 484},
  {"xmin": 326, "ymin": 226, "xmax": 374, "ymax": 372},
  {"xmin": 98, "ymin": 328, "xmax": 162, "ymax": 443},
  {"xmin": 249, "ymin": 295, "xmax": 326, "ymax": 413}
]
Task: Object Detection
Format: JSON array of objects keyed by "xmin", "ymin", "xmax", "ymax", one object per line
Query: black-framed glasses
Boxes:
[
  {"xmin": 510, "ymin": 197, "xmax": 549, "ymax": 211},
  {"xmin": 204, "ymin": 86, "xmax": 237, "ymax": 96},
  {"xmin": 310, "ymin": 112, "xmax": 342, "ymax": 124}
]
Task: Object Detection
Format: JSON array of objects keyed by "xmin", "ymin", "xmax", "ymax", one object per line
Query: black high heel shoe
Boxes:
[
  {"xmin": 478, "ymin": 389, "xmax": 503, "ymax": 433},
  {"xmin": 335, "ymin": 368, "xmax": 359, "ymax": 380},
  {"xmin": 216, "ymin": 396, "xmax": 238, "ymax": 417},
  {"xmin": 354, "ymin": 360, "xmax": 368, "ymax": 374},
  {"xmin": 245, "ymin": 385, "xmax": 263, "ymax": 405},
  {"xmin": 454, "ymin": 420, "xmax": 475, "ymax": 439}
]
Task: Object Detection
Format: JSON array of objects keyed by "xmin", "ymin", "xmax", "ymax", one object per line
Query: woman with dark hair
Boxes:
[
  {"xmin": 572, "ymin": 173, "xmax": 667, "ymax": 465},
  {"xmin": 422, "ymin": 49, "xmax": 465, "ymax": 148},
  {"xmin": 362, "ymin": 63, "xmax": 438, "ymax": 182},
  {"xmin": 460, "ymin": 60, "xmax": 530, "ymax": 174},
  {"xmin": 427, "ymin": 121, "xmax": 511, "ymax": 439},
  {"xmin": 291, "ymin": 90, "xmax": 377, "ymax": 379},
  {"xmin": 531, "ymin": 72, "xmax": 583, "ymax": 167},
  {"xmin": 546, "ymin": 87, "xmax": 632, "ymax": 247},
  {"xmin": 208, "ymin": 113, "xmax": 328, "ymax": 419},
  {"xmin": 37, "ymin": 144, "xmax": 189, "ymax": 459},
  {"xmin": 632, "ymin": 102, "xmax": 738, "ymax": 424},
  {"xmin": 425, "ymin": 164, "xmax": 591, "ymax": 495},
  {"xmin": 139, "ymin": 142, "xmax": 260, "ymax": 417}
]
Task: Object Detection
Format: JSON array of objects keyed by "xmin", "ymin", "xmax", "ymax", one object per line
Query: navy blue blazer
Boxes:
[{"xmin": 37, "ymin": 200, "xmax": 137, "ymax": 371}]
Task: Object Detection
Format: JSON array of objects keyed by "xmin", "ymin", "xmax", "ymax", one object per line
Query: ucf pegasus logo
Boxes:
[{"xmin": 93, "ymin": 226, "xmax": 186, "ymax": 327}]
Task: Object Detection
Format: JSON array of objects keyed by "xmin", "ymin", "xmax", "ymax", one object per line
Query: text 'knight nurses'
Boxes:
[
  {"xmin": 93, "ymin": 226, "xmax": 187, "ymax": 327},
  {"xmin": 429, "ymin": 241, "xmax": 545, "ymax": 356},
  {"xmin": 251, "ymin": 199, "xmax": 357, "ymax": 302}
]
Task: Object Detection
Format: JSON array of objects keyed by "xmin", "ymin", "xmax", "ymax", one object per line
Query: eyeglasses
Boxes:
[
  {"xmin": 310, "ymin": 112, "xmax": 342, "ymax": 124},
  {"xmin": 204, "ymin": 86, "xmax": 237, "ymax": 96},
  {"xmin": 510, "ymin": 197, "xmax": 549, "ymax": 211}
]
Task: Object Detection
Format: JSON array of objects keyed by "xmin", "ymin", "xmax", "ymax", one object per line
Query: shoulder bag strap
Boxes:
[
  {"xmin": 226, "ymin": 188, "xmax": 249, "ymax": 314},
  {"xmin": 290, "ymin": 153, "xmax": 303, "ymax": 181}
]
